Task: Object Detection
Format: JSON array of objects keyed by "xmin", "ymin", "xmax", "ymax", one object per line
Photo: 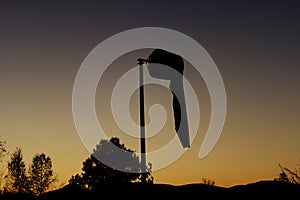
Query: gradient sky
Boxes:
[{"xmin": 0, "ymin": 0, "xmax": 300, "ymax": 188}]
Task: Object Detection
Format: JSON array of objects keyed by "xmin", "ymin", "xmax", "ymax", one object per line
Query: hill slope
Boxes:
[
  {"xmin": 41, "ymin": 180, "xmax": 300, "ymax": 199},
  {"xmin": 1, "ymin": 180, "xmax": 299, "ymax": 199}
]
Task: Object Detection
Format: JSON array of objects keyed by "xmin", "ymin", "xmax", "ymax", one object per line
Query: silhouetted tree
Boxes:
[
  {"xmin": 28, "ymin": 153, "xmax": 57, "ymax": 195},
  {"xmin": 202, "ymin": 178, "xmax": 215, "ymax": 186},
  {"xmin": 0, "ymin": 136, "xmax": 6, "ymax": 163},
  {"xmin": 278, "ymin": 163, "xmax": 300, "ymax": 184},
  {"xmin": 69, "ymin": 137, "xmax": 153, "ymax": 190},
  {"xmin": 5, "ymin": 147, "xmax": 29, "ymax": 193},
  {"xmin": 0, "ymin": 136, "xmax": 7, "ymax": 190},
  {"xmin": 277, "ymin": 171, "xmax": 289, "ymax": 182}
]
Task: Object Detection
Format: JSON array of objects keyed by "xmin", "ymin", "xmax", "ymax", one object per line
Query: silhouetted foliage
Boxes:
[
  {"xmin": 0, "ymin": 136, "xmax": 7, "ymax": 191},
  {"xmin": 277, "ymin": 171, "xmax": 289, "ymax": 182},
  {"xmin": 5, "ymin": 147, "xmax": 29, "ymax": 193},
  {"xmin": 202, "ymin": 178, "xmax": 215, "ymax": 186},
  {"xmin": 28, "ymin": 153, "xmax": 57, "ymax": 195},
  {"xmin": 277, "ymin": 163, "xmax": 300, "ymax": 184},
  {"xmin": 69, "ymin": 137, "xmax": 153, "ymax": 190},
  {"xmin": 0, "ymin": 136, "xmax": 6, "ymax": 163}
]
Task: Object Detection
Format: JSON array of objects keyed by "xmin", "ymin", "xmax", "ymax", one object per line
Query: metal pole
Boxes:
[{"xmin": 138, "ymin": 59, "xmax": 146, "ymax": 183}]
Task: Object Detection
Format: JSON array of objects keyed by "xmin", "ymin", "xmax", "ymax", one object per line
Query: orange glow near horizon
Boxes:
[{"xmin": 1, "ymin": 49, "xmax": 300, "ymax": 188}]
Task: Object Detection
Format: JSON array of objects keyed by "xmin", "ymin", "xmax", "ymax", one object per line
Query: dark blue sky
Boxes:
[{"xmin": 1, "ymin": 0, "xmax": 299, "ymax": 76}]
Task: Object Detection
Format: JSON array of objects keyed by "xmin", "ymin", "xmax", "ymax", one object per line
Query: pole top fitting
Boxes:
[{"xmin": 137, "ymin": 58, "xmax": 148, "ymax": 65}]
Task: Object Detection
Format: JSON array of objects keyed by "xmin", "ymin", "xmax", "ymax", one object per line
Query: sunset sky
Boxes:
[{"xmin": 1, "ymin": 0, "xmax": 300, "ymax": 188}]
